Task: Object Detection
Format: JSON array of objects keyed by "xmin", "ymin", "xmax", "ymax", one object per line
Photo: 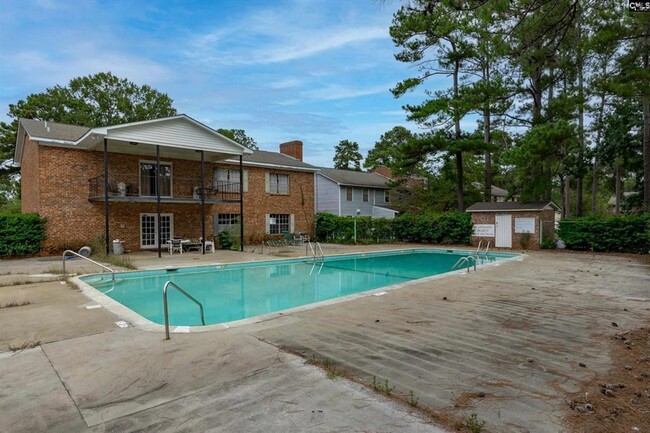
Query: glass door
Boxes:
[{"xmin": 140, "ymin": 213, "xmax": 173, "ymax": 248}]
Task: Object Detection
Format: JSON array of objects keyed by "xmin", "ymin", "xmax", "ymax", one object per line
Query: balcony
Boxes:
[{"xmin": 88, "ymin": 174, "xmax": 241, "ymax": 203}]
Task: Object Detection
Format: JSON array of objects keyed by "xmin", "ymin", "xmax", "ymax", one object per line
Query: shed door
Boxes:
[{"xmin": 495, "ymin": 214, "xmax": 512, "ymax": 248}]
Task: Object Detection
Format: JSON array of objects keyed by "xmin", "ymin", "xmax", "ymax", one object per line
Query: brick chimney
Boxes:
[
  {"xmin": 373, "ymin": 165, "xmax": 394, "ymax": 180},
  {"xmin": 279, "ymin": 140, "xmax": 303, "ymax": 161}
]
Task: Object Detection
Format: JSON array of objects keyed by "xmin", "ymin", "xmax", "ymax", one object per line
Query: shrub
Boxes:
[
  {"xmin": 0, "ymin": 213, "xmax": 46, "ymax": 256},
  {"xmin": 314, "ymin": 211, "xmax": 472, "ymax": 245},
  {"xmin": 557, "ymin": 214, "xmax": 650, "ymax": 253}
]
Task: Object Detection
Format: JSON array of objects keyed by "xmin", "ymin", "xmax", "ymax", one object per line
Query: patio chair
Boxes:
[
  {"xmin": 168, "ymin": 239, "xmax": 183, "ymax": 255},
  {"xmin": 282, "ymin": 231, "xmax": 301, "ymax": 246}
]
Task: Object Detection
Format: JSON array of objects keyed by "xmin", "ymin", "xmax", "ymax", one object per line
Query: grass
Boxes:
[
  {"xmin": 44, "ymin": 265, "xmax": 66, "ymax": 275},
  {"xmin": 306, "ymin": 355, "xmax": 347, "ymax": 380},
  {"xmin": 465, "ymin": 413, "xmax": 486, "ymax": 433},
  {"xmin": 0, "ymin": 300, "xmax": 31, "ymax": 309},
  {"xmin": 371, "ymin": 376, "xmax": 395, "ymax": 396},
  {"xmin": 8, "ymin": 339, "xmax": 41, "ymax": 352},
  {"xmin": 0, "ymin": 279, "xmax": 34, "ymax": 287}
]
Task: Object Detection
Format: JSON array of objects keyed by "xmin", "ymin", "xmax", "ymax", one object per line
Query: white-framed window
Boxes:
[
  {"xmin": 139, "ymin": 161, "xmax": 172, "ymax": 197},
  {"xmin": 266, "ymin": 213, "xmax": 294, "ymax": 234},
  {"xmin": 213, "ymin": 213, "xmax": 240, "ymax": 236},
  {"xmin": 140, "ymin": 213, "xmax": 173, "ymax": 248},
  {"xmin": 214, "ymin": 168, "xmax": 248, "ymax": 192},
  {"xmin": 266, "ymin": 173, "xmax": 289, "ymax": 194},
  {"xmin": 346, "ymin": 186, "xmax": 353, "ymax": 201},
  {"xmin": 362, "ymin": 188, "xmax": 369, "ymax": 202},
  {"xmin": 384, "ymin": 190, "xmax": 390, "ymax": 203}
]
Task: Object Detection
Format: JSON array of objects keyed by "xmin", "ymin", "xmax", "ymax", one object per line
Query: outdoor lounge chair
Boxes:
[
  {"xmin": 168, "ymin": 238, "xmax": 183, "ymax": 255},
  {"xmin": 282, "ymin": 231, "xmax": 301, "ymax": 246}
]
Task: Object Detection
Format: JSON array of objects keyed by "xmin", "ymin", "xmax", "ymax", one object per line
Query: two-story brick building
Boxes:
[{"xmin": 15, "ymin": 115, "xmax": 318, "ymax": 254}]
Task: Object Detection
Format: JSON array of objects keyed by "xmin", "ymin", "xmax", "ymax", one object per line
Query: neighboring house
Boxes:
[
  {"xmin": 472, "ymin": 183, "xmax": 519, "ymax": 202},
  {"xmin": 607, "ymin": 192, "xmax": 640, "ymax": 214},
  {"xmin": 315, "ymin": 168, "xmax": 398, "ymax": 218},
  {"xmin": 15, "ymin": 116, "xmax": 318, "ymax": 253}
]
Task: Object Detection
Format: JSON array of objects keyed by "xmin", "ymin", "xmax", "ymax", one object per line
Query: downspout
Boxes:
[
  {"xmin": 156, "ymin": 146, "xmax": 162, "ymax": 258},
  {"xmin": 103, "ymin": 138, "xmax": 110, "ymax": 255},
  {"xmin": 239, "ymin": 155, "xmax": 244, "ymax": 251},
  {"xmin": 200, "ymin": 150, "xmax": 206, "ymax": 255}
]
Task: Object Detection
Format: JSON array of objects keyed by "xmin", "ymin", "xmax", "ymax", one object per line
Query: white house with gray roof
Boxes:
[{"xmin": 315, "ymin": 168, "xmax": 399, "ymax": 218}]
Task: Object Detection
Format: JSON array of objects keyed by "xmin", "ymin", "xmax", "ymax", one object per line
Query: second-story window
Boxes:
[
  {"xmin": 267, "ymin": 173, "xmax": 289, "ymax": 194},
  {"xmin": 214, "ymin": 168, "xmax": 248, "ymax": 192},
  {"xmin": 362, "ymin": 188, "xmax": 369, "ymax": 202},
  {"xmin": 140, "ymin": 162, "xmax": 172, "ymax": 197},
  {"xmin": 346, "ymin": 186, "xmax": 353, "ymax": 201},
  {"xmin": 384, "ymin": 190, "xmax": 390, "ymax": 203}
]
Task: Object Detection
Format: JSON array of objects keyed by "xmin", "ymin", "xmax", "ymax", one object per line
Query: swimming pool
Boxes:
[{"xmin": 80, "ymin": 249, "xmax": 516, "ymax": 327}]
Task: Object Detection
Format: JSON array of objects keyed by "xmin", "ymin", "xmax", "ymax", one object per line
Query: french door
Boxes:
[{"xmin": 140, "ymin": 213, "xmax": 173, "ymax": 248}]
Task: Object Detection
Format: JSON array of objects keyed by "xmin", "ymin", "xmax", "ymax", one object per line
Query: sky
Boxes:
[{"xmin": 0, "ymin": 0, "xmax": 453, "ymax": 168}]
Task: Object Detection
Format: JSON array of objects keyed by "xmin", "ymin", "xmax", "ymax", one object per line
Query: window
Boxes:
[
  {"xmin": 268, "ymin": 213, "xmax": 290, "ymax": 234},
  {"xmin": 362, "ymin": 188, "xmax": 369, "ymax": 202},
  {"xmin": 267, "ymin": 173, "xmax": 289, "ymax": 194},
  {"xmin": 384, "ymin": 190, "xmax": 390, "ymax": 203},
  {"xmin": 214, "ymin": 168, "xmax": 248, "ymax": 192},
  {"xmin": 346, "ymin": 186, "xmax": 353, "ymax": 201},
  {"xmin": 140, "ymin": 162, "xmax": 172, "ymax": 196},
  {"xmin": 213, "ymin": 213, "xmax": 240, "ymax": 236}
]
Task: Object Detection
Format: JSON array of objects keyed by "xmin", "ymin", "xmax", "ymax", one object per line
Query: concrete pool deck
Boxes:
[{"xmin": 0, "ymin": 245, "xmax": 648, "ymax": 432}]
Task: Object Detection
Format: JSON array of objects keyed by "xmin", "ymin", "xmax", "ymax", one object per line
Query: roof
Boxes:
[
  {"xmin": 318, "ymin": 168, "xmax": 389, "ymax": 188},
  {"xmin": 19, "ymin": 118, "xmax": 90, "ymax": 142},
  {"xmin": 491, "ymin": 185, "xmax": 508, "ymax": 196},
  {"xmin": 607, "ymin": 192, "xmax": 638, "ymax": 206},
  {"xmin": 466, "ymin": 201, "xmax": 560, "ymax": 212},
  {"xmin": 222, "ymin": 150, "xmax": 318, "ymax": 171},
  {"xmin": 15, "ymin": 115, "xmax": 252, "ymax": 164}
]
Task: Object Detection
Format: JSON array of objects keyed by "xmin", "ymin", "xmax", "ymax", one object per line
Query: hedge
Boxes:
[
  {"xmin": 314, "ymin": 211, "xmax": 472, "ymax": 245},
  {"xmin": 0, "ymin": 213, "xmax": 46, "ymax": 256},
  {"xmin": 557, "ymin": 214, "xmax": 650, "ymax": 254}
]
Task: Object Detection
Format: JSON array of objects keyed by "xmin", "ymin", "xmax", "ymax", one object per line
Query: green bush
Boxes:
[
  {"xmin": 217, "ymin": 230, "xmax": 240, "ymax": 250},
  {"xmin": 557, "ymin": 214, "xmax": 650, "ymax": 253},
  {"xmin": 0, "ymin": 213, "xmax": 46, "ymax": 256},
  {"xmin": 314, "ymin": 211, "xmax": 472, "ymax": 245}
]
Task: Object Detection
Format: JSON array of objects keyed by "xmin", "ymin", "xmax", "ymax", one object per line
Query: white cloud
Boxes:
[{"xmin": 302, "ymin": 83, "xmax": 393, "ymax": 101}]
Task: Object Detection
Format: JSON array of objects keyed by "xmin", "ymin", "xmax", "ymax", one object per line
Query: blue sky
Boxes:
[{"xmin": 0, "ymin": 0, "xmax": 449, "ymax": 167}]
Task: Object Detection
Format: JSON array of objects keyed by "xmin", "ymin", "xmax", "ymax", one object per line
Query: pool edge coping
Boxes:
[{"xmin": 71, "ymin": 247, "xmax": 525, "ymax": 334}]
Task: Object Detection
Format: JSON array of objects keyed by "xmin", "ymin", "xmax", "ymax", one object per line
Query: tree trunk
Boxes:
[
  {"xmin": 591, "ymin": 157, "xmax": 599, "ymax": 214},
  {"xmin": 643, "ymin": 33, "xmax": 650, "ymax": 211},
  {"xmin": 615, "ymin": 163, "xmax": 622, "ymax": 214},
  {"xmin": 559, "ymin": 173, "xmax": 566, "ymax": 218},
  {"xmin": 452, "ymin": 43, "xmax": 464, "ymax": 212},
  {"xmin": 564, "ymin": 175, "xmax": 571, "ymax": 218},
  {"xmin": 592, "ymin": 93, "xmax": 606, "ymax": 215},
  {"xmin": 483, "ymin": 65, "xmax": 492, "ymax": 201},
  {"xmin": 576, "ymin": 6, "xmax": 584, "ymax": 217}
]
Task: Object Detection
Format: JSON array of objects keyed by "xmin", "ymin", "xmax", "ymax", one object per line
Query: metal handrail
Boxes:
[
  {"xmin": 451, "ymin": 256, "xmax": 476, "ymax": 272},
  {"xmin": 163, "ymin": 281, "xmax": 206, "ymax": 340},
  {"xmin": 62, "ymin": 250, "xmax": 115, "ymax": 282},
  {"xmin": 306, "ymin": 241, "xmax": 315, "ymax": 258},
  {"xmin": 315, "ymin": 242, "xmax": 324, "ymax": 261}
]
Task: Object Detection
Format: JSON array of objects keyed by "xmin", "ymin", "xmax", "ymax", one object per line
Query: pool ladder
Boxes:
[
  {"xmin": 451, "ymin": 256, "xmax": 478, "ymax": 272},
  {"xmin": 307, "ymin": 241, "xmax": 324, "ymax": 262},
  {"xmin": 163, "ymin": 281, "xmax": 205, "ymax": 340}
]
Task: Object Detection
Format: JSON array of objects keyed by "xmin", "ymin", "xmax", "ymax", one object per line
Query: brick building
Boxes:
[
  {"xmin": 15, "ymin": 115, "xmax": 318, "ymax": 254},
  {"xmin": 466, "ymin": 202, "xmax": 559, "ymax": 250}
]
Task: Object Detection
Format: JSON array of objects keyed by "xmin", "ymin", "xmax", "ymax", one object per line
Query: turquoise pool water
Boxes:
[{"xmin": 81, "ymin": 249, "xmax": 515, "ymax": 326}]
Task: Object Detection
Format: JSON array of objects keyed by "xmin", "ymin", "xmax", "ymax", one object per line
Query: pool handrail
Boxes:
[
  {"xmin": 306, "ymin": 241, "xmax": 324, "ymax": 262},
  {"xmin": 451, "ymin": 256, "xmax": 476, "ymax": 272},
  {"xmin": 163, "ymin": 280, "xmax": 206, "ymax": 340},
  {"xmin": 62, "ymin": 250, "xmax": 114, "ymax": 283}
]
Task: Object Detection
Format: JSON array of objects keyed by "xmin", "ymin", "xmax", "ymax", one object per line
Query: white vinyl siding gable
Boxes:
[{"xmin": 103, "ymin": 117, "xmax": 244, "ymax": 155}]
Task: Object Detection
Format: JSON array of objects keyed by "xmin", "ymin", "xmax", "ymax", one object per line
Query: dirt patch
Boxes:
[{"xmin": 565, "ymin": 323, "xmax": 650, "ymax": 433}]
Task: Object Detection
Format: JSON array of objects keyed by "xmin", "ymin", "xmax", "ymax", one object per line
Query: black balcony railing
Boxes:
[{"xmin": 88, "ymin": 174, "xmax": 241, "ymax": 202}]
